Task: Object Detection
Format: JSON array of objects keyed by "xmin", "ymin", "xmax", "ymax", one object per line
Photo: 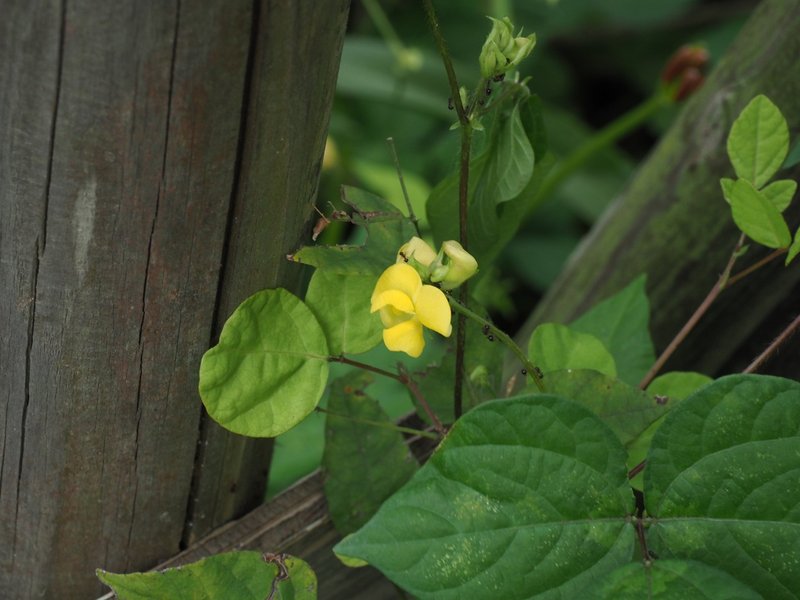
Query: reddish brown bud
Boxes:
[
  {"xmin": 661, "ymin": 45, "xmax": 709, "ymax": 84},
  {"xmin": 674, "ymin": 67, "xmax": 704, "ymax": 102}
]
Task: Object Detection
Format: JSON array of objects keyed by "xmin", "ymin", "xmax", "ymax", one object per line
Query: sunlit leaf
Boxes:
[
  {"xmin": 529, "ymin": 323, "xmax": 617, "ymax": 377},
  {"xmin": 305, "ymin": 270, "xmax": 382, "ymax": 355},
  {"xmin": 97, "ymin": 552, "xmax": 317, "ymax": 600},
  {"xmin": 199, "ymin": 289, "xmax": 329, "ymax": 437},
  {"xmin": 761, "ymin": 179, "xmax": 797, "ymax": 212},
  {"xmin": 729, "ymin": 178, "xmax": 791, "ymax": 248},
  {"xmin": 335, "ymin": 395, "xmax": 634, "ymax": 598},
  {"xmin": 323, "ymin": 372, "xmax": 418, "ymax": 534},
  {"xmin": 727, "ymin": 95, "xmax": 789, "ymax": 188}
]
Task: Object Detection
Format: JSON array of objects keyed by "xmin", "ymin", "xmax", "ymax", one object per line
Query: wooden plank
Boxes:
[
  {"xmin": 183, "ymin": 0, "xmax": 352, "ymax": 544},
  {"xmin": 155, "ymin": 415, "xmax": 437, "ymax": 600},
  {"xmin": 0, "ymin": 0, "xmax": 350, "ymax": 597},
  {"xmin": 517, "ymin": 0, "xmax": 800, "ymax": 379}
]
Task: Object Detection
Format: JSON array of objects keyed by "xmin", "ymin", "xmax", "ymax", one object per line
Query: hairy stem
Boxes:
[
  {"xmin": 639, "ymin": 234, "xmax": 746, "ymax": 389},
  {"xmin": 329, "ymin": 355, "xmax": 403, "ymax": 381},
  {"xmin": 726, "ymin": 247, "xmax": 787, "ymax": 287},
  {"xmin": 316, "ymin": 406, "xmax": 439, "ymax": 440},
  {"xmin": 398, "ymin": 363, "xmax": 446, "ymax": 435},
  {"xmin": 422, "ymin": 0, "xmax": 467, "ymax": 124},
  {"xmin": 331, "ymin": 355, "xmax": 445, "ymax": 436},
  {"xmin": 744, "ymin": 312, "xmax": 800, "ymax": 374},
  {"xmin": 448, "ymin": 295, "xmax": 546, "ymax": 392},
  {"xmin": 422, "ymin": 0, "xmax": 473, "ymax": 418}
]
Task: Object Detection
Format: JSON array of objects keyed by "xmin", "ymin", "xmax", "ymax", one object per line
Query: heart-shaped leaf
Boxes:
[
  {"xmin": 199, "ymin": 289, "xmax": 329, "ymax": 437},
  {"xmin": 335, "ymin": 395, "xmax": 634, "ymax": 599},
  {"xmin": 727, "ymin": 95, "xmax": 789, "ymax": 188}
]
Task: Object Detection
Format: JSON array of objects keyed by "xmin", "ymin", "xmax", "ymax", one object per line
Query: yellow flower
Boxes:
[
  {"xmin": 438, "ymin": 240, "xmax": 479, "ymax": 290},
  {"xmin": 397, "ymin": 236, "xmax": 437, "ymax": 268},
  {"xmin": 370, "ymin": 263, "xmax": 452, "ymax": 358}
]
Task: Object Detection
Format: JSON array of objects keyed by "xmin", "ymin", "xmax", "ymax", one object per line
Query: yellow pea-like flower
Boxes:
[{"xmin": 370, "ymin": 263, "xmax": 452, "ymax": 358}]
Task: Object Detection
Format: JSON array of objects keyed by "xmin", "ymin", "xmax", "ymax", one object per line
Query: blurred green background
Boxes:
[{"xmin": 266, "ymin": 0, "xmax": 754, "ymax": 497}]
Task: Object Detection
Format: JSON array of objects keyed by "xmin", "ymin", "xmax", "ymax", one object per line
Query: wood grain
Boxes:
[{"xmin": 0, "ymin": 0, "xmax": 349, "ymax": 597}]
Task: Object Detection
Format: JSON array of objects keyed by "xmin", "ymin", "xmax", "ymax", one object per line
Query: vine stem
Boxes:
[
  {"xmin": 330, "ymin": 355, "xmax": 445, "ymax": 435},
  {"xmin": 726, "ymin": 247, "xmax": 786, "ymax": 287},
  {"xmin": 744, "ymin": 313, "xmax": 800, "ymax": 374},
  {"xmin": 448, "ymin": 295, "xmax": 546, "ymax": 392},
  {"xmin": 422, "ymin": 0, "xmax": 473, "ymax": 419},
  {"xmin": 530, "ymin": 90, "xmax": 671, "ymax": 213},
  {"xmin": 315, "ymin": 406, "xmax": 439, "ymax": 440},
  {"xmin": 639, "ymin": 234, "xmax": 746, "ymax": 389}
]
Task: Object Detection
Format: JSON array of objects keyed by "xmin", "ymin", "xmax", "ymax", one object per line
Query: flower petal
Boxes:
[
  {"xmin": 371, "ymin": 263, "xmax": 421, "ymax": 307},
  {"xmin": 371, "ymin": 289, "xmax": 414, "ymax": 315},
  {"xmin": 414, "ymin": 285, "xmax": 452, "ymax": 337},
  {"xmin": 383, "ymin": 319, "xmax": 425, "ymax": 358}
]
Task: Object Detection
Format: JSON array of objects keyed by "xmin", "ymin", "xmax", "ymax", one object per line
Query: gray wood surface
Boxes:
[
  {"xmin": 0, "ymin": 0, "xmax": 349, "ymax": 597},
  {"xmin": 516, "ymin": 0, "xmax": 800, "ymax": 381}
]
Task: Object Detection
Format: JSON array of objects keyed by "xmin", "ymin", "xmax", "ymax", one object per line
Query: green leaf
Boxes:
[
  {"xmin": 626, "ymin": 372, "xmax": 712, "ymax": 490},
  {"xmin": 786, "ymin": 227, "xmax": 800, "ymax": 265},
  {"xmin": 199, "ymin": 289, "xmax": 329, "ymax": 437},
  {"xmin": 570, "ymin": 275, "xmax": 655, "ymax": 385},
  {"xmin": 597, "ymin": 559, "xmax": 761, "ymax": 599},
  {"xmin": 480, "ymin": 103, "xmax": 534, "ymax": 204},
  {"xmin": 529, "ymin": 323, "xmax": 617, "ymax": 377},
  {"xmin": 97, "ymin": 552, "xmax": 317, "ymax": 600},
  {"xmin": 720, "ymin": 177, "xmax": 735, "ymax": 204},
  {"xmin": 334, "ymin": 395, "xmax": 634, "ymax": 599},
  {"xmin": 645, "ymin": 374, "xmax": 800, "ymax": 598},
  {"xmin": 290, "ymin": 187, "xmax": 417, "ymax": 275},
  {"xmin": 322, "ymin": 372, "xmax": 418, "ymax": 535},
  {"xmin": 545, "ymin": 370, "xmax": 670, "ymax": 447},
  {"xmin": 646, "ymin": 371, "xmax": 713, "ymax": 401},
  {"xmin": 729, "ymin": 178, "xmax": 791, "ymax": 248},
  {"xmin": 305, "ymin": 270, "xmax": 382, "ymax": 355},
  {"xmin": 727, "ymin": 95, "xmax": 790, "ymax": 188},
  {"xmin": 761, "ymin": 179, "xmax": 797, "ymax": 212}
]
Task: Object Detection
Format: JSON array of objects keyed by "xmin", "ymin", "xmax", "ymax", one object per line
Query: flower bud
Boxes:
[
  {"xmin": 430, "ymin": 240, "xmax": 479, "ymax": 290},
  {"xmin": 479, "ymin": 17, "xmax": 536, "ymax": 80},
  {"xmin": 397, "ymin": 236, "xmax": 437, "ymax": 275}
]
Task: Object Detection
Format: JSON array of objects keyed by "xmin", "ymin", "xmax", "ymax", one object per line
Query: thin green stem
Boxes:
[
  {"xmin": 639, "ymin": 234, "xmax": 746, "ymax": 389},
  {"xmin": 316, "ymin": 406, "xmax": 439, "ymax": 440},
  {"xmin": 448, "ymin": 295, "xmax": 546, "ymax": 392},
  {"xmin": 362, "ymin": 0, "xmax": 406, "ymax": 59},
  {"xmin": 530, "ymin": 90, "xmax": 672, "ymax": 214},
  {"xmin": 386, "ymin": 137, "xmax": 421, "ymax": 237}
]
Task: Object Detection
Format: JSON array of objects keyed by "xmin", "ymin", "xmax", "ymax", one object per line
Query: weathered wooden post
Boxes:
[{"xmin": 0, "ymin": 1, "xmax": 349, "ymax": 597}]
